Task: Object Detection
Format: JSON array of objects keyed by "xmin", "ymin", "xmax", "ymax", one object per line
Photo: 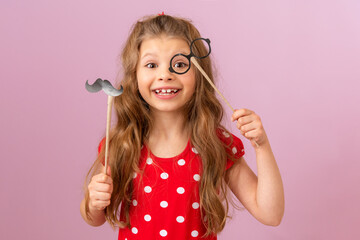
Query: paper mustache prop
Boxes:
[
  {"xmin": 85, "ymin": 78, "xmax": 123, "ymax": 96},
  {"xmin": 85, "ymin": 78, "xmax": 123, "ymax": 174}
]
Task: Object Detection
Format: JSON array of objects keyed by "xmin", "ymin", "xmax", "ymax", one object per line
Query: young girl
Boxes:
[{"xmin": 80, "ymin": 14, "xmax": 284, "ymax": 240}]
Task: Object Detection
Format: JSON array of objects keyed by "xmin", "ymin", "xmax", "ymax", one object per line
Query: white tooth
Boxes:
[
  {"xmin": 174, "ymin": 89, "xmax": 178, "ymax": 93},
  {"xmin": 167, "ymin": 89, "xmax": 171, "ymax": 93},
  {"xmin": 155, "ymin": 90, "xmax": 160, "ymax": 93},
  {"xmin": 162, "ymin": 89, "xmax": 167, "ymax": 93}
]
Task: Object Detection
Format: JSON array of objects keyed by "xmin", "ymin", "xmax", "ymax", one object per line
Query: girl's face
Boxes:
[{"xmin": 136, "ymin": 35, "xmax": 196, "ymax": 114}]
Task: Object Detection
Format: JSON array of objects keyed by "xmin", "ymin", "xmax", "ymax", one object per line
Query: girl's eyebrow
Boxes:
[
  {"xmin": 175, "ymin": 50, "xmax": 189, "ymax": 55},
  {"xmin": 140, "ymin": 50, "xmax": 189, "ymax": 60},
  {"xmin": 141, "ymin": 52, "xmax": 157, "ymax": 59}
]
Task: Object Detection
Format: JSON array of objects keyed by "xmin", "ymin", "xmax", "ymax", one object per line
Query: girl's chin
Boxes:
[{"xmin": 148, "ymin": 105, "xmax": 185, "ymax": 114}]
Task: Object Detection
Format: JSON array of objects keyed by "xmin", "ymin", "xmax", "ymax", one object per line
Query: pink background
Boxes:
[{"xmin": 1, "ymin": 0, "xmax": 359, "ymax": 239}]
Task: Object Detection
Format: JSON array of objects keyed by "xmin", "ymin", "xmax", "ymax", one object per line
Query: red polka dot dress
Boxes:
[{"xmin": 98, "ymin": 130, "xmax": 245, "ymax": 240}]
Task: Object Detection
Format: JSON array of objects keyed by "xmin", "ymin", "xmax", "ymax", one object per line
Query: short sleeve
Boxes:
[
  {"xmin": 216, "ymin": 129, "xmax": 245, "ymax": 171},
  {"xmin": 97, "ymin": 138, "xmax": 106, "ymax": 166},
  {"xmin": 225, "ymin": 135, "xmax": 245, "ymax": 170}
]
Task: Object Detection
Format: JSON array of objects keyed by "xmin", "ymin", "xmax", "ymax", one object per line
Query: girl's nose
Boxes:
[{"xmin": 158, "ymin": 65, "xmax": 173, "ymax": 81}]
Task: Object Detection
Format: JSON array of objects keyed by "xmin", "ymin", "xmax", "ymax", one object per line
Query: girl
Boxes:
[{"xmin": 80, "ymin": 14, "xmax": 284, "ymax": 240}]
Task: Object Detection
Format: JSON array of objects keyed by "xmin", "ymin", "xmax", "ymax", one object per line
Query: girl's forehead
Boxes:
[
  {"xmin": 139, "ymin": 35, "xmax": 190, "ymax": 54},
  {"xmin": 142, "ymin": 33, "xmax": 189, "ymax": 44}
]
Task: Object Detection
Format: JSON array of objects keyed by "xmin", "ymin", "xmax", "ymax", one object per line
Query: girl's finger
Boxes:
[
  {"xmin": 231, "ymin": 108, "xmax": 252, "ymax": 121},
  {"xmin": 244, "ymin": 129, "xmax": 258, "ymax": 139},
  {"xmin": 94, "ymin": 200, "xmax": 111, "ymax": 210},
  {"xmin": 96, "ymin": 173, "xmax": 113, "ymax": 185},
  {"xmin": 95, "ymin": 183, "xmax": 113, "ymax": 193},
  {"xmin": 94, "ymin": 192, "xmax": 112, "ymax": 201},
  {"xmin": 238, "ymin": 122, "xmax": 257, "ymax": 133},
  {"xmin": 236, "ymin": 115, "xmax": 254, "ymax": 127}
]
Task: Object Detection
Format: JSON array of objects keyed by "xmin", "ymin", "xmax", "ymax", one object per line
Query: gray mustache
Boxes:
[{"xmin": 85, "ymin": 78, "xmax": 123, "ymax": 97}]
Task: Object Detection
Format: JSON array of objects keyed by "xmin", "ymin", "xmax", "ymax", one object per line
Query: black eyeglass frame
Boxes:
[{"xmin": 168, "ymin": 38, "xmax": 211, "ymax": 75}]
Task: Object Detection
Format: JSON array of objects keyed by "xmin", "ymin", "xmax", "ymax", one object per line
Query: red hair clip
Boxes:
[{"xmin": 158, "ymin": 11, "xmax": 165, "ymax": 16}]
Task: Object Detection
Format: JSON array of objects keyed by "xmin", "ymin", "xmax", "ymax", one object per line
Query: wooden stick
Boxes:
[
  {"xmin": 191, "ymin": 58, "xmax": 259, "ymax": 148},
  {"xmin": 104, "ymin": 95, "xmax": 114, "ymax": 174},
  {"xmin": 191, "ymin": 58, "xmax": 234, "ymax": 112}
]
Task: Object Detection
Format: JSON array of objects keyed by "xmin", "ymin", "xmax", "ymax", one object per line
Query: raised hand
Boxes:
[{"xmin": 231, "ymin": 108, "xmax": 268, "ymax": 148}]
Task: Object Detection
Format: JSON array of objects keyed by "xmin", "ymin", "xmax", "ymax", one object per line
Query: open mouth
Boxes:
[{"xmin": 153, "ymin": 89, "xmax": 181, "ymax": 95}]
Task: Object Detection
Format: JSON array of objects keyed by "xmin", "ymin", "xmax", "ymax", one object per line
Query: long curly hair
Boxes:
[{"xmin": 83, "ymin": 14, "xmax": 242, "ymax": 238}]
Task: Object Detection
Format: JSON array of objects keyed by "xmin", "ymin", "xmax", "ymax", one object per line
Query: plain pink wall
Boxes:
[{"xmin": 1, "ymin": 0, "xmax": 359, "ymax": 239}]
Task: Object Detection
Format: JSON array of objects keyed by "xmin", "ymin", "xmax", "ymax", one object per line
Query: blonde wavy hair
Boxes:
[{"xmin": 83, "ymin": 14, "xmax": 242, "ymax": 238}]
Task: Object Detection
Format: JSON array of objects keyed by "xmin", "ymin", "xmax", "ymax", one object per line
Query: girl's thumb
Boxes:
[{"xmin": 106, "ymin": 166, "xmax": 111, "ymax": 177}]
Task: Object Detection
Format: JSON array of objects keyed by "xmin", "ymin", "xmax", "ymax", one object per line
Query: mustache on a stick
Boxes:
[
  {"xmin": 85, "ymin": 78, "xmax": 123, "ymax": 175},
  {"xmin": 85, "ymin": 78, "xmax": 123, "ymax": 96}
]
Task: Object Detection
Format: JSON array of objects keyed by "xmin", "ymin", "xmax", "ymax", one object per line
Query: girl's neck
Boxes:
[
  {"xmin": 148, "ymin": 110, "xmax": 190, "ymax": 141},
  {"xmin": 146, "ymin": 110, "xmax": 191, "ymax": 158}
]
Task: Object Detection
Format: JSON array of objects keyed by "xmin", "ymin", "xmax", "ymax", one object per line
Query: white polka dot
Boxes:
[
  {"xmin": 192, "ymin": 202, "xmax": 199, "ymax": 209},
  {"xmin": 160, "ymin": 172, "xmax": 169, "ymax": 179},
  {"xmin": 160, "ymin": 201, "xmax": 168, "ymax": 208},
  {"xmin": 160, "ymin": 229, "xmax": 167, "ymax": 237},
  {"xmin": 191, "ymin": 230, "xmax": 199, "ymax": 237},
  {"xmin": 177, "ymin": 159, "xmax": 185, "ymax": 166},
  {"xmin": 144, "ymin": 214, "xmax": 151, "ymax": 221},
  {"xmin": 146, "ymin": 158, "xmax": 153, "ymax": 165},
  {"xmin": 192, "ymin": 148, "xmax": 198, "ymax": 154},
  {"xmin": 133, "ymin": 172, "xmax": 137, "ymax": 178},
  {"xmin": 193, "ymin": 174, "xmax": 200, "ymax": 181},
  {"xmin": 132, "ymin": 227, "xmax": 138, "ymax": 234},
  {"xmin": 242, "ymin": 148, "xmax": 244, "ymax": 152},
  {"xmin": 132, "ymin": 199, "xmax": 138, "ymax": 206},
  {"xmin": 222, "ymin": 131, "xmax": 230, "ymax": 138},
  {"xmin": 144, "ymin": 186, "xmax": 152, "ymax": 193},
  {"xmin": 177, "ymin": 187, "xmax": 185, "ymax": 194},
  {"xmin": 232, "ymin": 147, "xmax": 237, "ymax": 154},
  {"xmin": 176, "ymin": 216, "xmax": 185, "ymax": 223}
]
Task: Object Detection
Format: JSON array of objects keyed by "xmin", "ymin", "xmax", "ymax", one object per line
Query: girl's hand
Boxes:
[
  {"xmin": 88, "ymin": 166, "xmax": 113, "ymax": 211},
  {"xmin": 231, "ymin": 108, "xmax": 268, "ymax": 148}
]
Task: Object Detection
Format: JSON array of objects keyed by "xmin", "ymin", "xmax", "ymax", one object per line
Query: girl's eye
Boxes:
[
  {"xmin": 174, "ymin": 62, "xmax": 188, "ymax": 69},
  {"xmin": 145, "ymin": 63, "xmax": 157, "ymax": 68}
]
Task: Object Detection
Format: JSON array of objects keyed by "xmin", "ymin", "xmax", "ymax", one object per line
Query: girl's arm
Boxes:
[
  {"xmin": 80, "ymin": 198, "xmax": 106, "ymax": 226},
  {"xmin": 226, "ymin": 109, "xmax": 284, "ymax": 226}
]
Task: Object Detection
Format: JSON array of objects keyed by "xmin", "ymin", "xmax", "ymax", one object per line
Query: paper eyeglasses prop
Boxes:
[
  {"xmin": 85, "ymin": 78, "xmax": 123, "ymax": 174},
  {"xmin": 169, "ymin": 38, "xmax": 259, "ymax": 147}
]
